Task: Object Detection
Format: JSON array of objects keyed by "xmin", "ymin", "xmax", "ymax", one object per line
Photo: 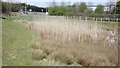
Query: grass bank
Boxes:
[
  {"xmin": 2, "ymin": 17, "xmax": 36, "ymax": 66},
  {"xmin": 0, "ymin": 19, "xmax": 2, "ymax": 66},
  {"xmin": 2, "ymin": 16, "xmax": 118, "ymax": 66},
  {"xmin": 96, "ymin": 21, "xmax": 119, "ymax": 27},
  {"xmin": 2, "ymin": 17, "xmax": 62, "ymax": 66}
]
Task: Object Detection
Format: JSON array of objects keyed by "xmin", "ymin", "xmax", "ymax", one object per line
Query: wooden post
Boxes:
[
  {"xmin": 117, "ymin": 18, "xmax": 119, "ymax": 22},
  {"xmin": 101, "ymin": 18, "xmax": 102, "ymax": 21},
  {"xmin": 108, "ymin": 18, "xmax": 109, "ymax": 22},
  {"xmin": 80, "ymin": 16, "xmax": 81, "ymax": 20},
  {"xmin": 93, "ymin": 17, "xmax": 95, "ymax": 21},
  {"xmin": 96, "ymin": 18, "xmax": 97, "ymax": 21},
  {"xmin": 86, "ymin": 17, "xmax": 87, "ymax": 21},
  {"xmin": 78, "ymin": 16, "xmax": 79, "ymax": 20}
]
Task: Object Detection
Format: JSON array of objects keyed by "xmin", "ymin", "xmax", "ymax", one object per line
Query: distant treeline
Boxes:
[
  {"xmin": 2, "ymin": 1, "xmax": 47, "ymax": 14},
  {"xmin": 48, "ymin": 1, "xmax": 120, "ymax": 18},
  {"xmin": 1, "ymin": 1, "xmax": 120, "ymax": 18}
]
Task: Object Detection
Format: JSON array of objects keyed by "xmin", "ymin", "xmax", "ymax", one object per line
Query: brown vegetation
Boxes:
[
  {"xmin": 24, "ymin": 16, "xmax": 118, "ymax": 66},
  {"xmin": 32, "ymin": 49, "xmax": 47, "ymax": 60}
]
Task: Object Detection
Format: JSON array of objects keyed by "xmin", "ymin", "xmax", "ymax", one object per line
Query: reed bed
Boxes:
[{"xmin": 21, "ymin": 16, "xmax": 118, "ymax": 66}]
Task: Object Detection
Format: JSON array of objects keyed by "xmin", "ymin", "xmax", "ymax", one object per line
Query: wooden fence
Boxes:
[
  {"xmin": 10, "ymin": 12, "xmax": 120, "ymax": 22},
  {"xmin": 65, "ymin": 16, "xmax": 120, "ymax": 22}
]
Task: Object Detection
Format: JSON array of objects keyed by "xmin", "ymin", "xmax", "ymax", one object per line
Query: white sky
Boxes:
[
  {"xmin": 2, "ymin": 0, "xmax": 118, "ymax": 3},
  {"xmin": 2, "ymin": 0, "xmax": 118, "ymax": 7}
]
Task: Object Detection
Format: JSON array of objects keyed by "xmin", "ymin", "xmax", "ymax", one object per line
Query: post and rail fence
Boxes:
[
  {"xmin": 10, "ymin": 12, "xmax": 120, "ymax": 22},
  {"xmin": 65, "ymin": 16, "xmax": 120, "ymax": 22}
]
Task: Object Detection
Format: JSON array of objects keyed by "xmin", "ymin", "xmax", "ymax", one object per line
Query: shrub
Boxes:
[
  {"xmin": 76, "ymin": 56, "xmax": 92, "ymax": 66},
  {"xmin": 2, "ymin": 2, "xmax": 12, "ymax": 14},
  {"xmin": 39, "ymin": 31, "xmax": 45, "ymax": 39},
  {"xmin": 87, "ymin": 13, "xmax": 104, "ymax": 18},
  {"xmin": 41, "ymin": 45, "xmax": 54, "ymax": 55},
  {"xmin": 108, "ymin": 55, "xmax": 118, "ymax": 66},
  {"xmin": 32, "ymin": 49, "xmax": 47, "ymax": 60},
  {"xmin": 52, "ymin": 52, "xmax": 74, "ymax": 65},
  {"xmin": 31, "ymin": 41, "xmax": 40, "ymax": 49},
  {"xmin": 95, "ymin": 5, "xmax": 104, "ymax": 14},
  {"xmin": 65, "ymin": 12, "xmax": 78, "ymax": 16},
  {"xmin": 48, "ymin": 6, "xmax": 68, "ymax": 16},
  {"xmin": 79, "ymin": 2, "xmax": 87, "ymax": 13},
  {"xmin": 116, "ymin": 14, "xmax": 120, "ymax": 18}
]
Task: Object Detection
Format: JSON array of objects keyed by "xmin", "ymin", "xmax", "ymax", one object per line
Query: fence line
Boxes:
[
  {"xmin": 65, "ymin": 16, "xmax": 120, "ymax": 22},
  {"xmin": 10, "ymin": 12, "xmax": 120, "ymax": 22}
]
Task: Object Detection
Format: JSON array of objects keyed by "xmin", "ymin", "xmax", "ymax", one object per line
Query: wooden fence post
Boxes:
[
  {"xmin": 86, "ymin": 17, "xmax": 87, "ymax": 21},
  {"xmin": 108, "ymin": 18, "xmax": 110, "ymax": 22},
  {"xmin": 96, "ymin": 18, "xmax": 97, "ymax": 21},
  {"xmin": 101, "ymin": 18, "xmax": 102, "ymax": 21},
  {"xmin": 117, "ymin": 18, "xmax": 119, "ymax": 22},
  {"xmin": 80, "ymin": 16, "xmax": 81, "ymax": 20},
  {"xmin": 78, "ymin": 16, "xmax": 79, "ymax": 20},
  {"xmin": 93, "ymin": 17, "xmax": 95, "ymax": 21}
]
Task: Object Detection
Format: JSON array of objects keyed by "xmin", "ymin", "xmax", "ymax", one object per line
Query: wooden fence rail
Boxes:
[
  {"xmin": 65, "ymin": 16, "xmax": 120, "ymax": 22},
  {"xmin": 10, "ymin": 12, "xmax": 120, "ymax": 22}
]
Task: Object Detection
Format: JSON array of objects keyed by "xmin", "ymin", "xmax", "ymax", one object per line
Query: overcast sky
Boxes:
[
  {"xmin": 2, "ymin": 0, "xmax": 118, "ymax": 7},
  {"xmin": 2, "ymin": 0, "xmax": 118, "ymax": 2}
]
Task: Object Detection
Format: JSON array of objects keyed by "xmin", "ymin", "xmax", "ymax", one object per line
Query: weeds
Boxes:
[
  {"xmin": 31, "ymin": 41, "xmax": 40, "ymax": 49},
  {"xmin": 76, "ymin": 56, "xmax": 92, "ymax": 66},
  {"xmin": 30, "ymin": 16, "xmax": 118, "ymax": 66},
  {"xmin": 32, "ymin": 49, "xmax": 47, "ymax": 60},
  {"xmin": 52, "ymin": 51, "xmax": 74, "ymax": 65}
]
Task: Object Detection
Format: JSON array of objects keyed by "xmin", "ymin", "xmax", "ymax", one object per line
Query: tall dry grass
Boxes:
[{"xmin": 23, "ymin": 16, "xmax": 118, "ymax": 66}]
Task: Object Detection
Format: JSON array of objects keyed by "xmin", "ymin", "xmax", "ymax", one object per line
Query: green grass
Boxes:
[
  {"xmin": 10, "ymin": 12, "xmax": 19, "ymax": 15},
  {"xmin": 2, "ymin": 17, "xmax": 62, "ymax": 66},
  {"xmin": 0, "ymin": 19, "xmax": 2, "ymax": 67},
  {"xmin": 83, "ymin": 20, "xmax": 119, "ymax": 27},
  {"xmin": 69, "ymin": 18, "xmax": 119, "ymax": 27},
  {"xmin": 2, "ymin": 17, "xmax": 36, "ymax": 66},
  {"xmin": 6, "ymin": 17, "xmax": 34, "ymax": 21},
  {"xmin": 97, "ymin": 21, "xmax": 119, "ymax": 27},
  {"xmin": 2, "ymin": 16, "xmax": 118, "ymax": 66}
]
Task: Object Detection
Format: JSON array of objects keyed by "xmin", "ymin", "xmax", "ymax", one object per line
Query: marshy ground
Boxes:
[{"xmin": 2, "ymin": 16, "xmax": 119, "ymax": 66}]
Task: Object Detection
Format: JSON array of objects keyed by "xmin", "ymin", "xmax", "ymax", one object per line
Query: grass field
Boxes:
[
  {"xmin": 2, "ymin": 16, "xmax": 118, "ymax": 66},
  {"xmin": 2, "ymin": 17, "xmax": 64, "ymax": 66},
  {"xmin": 2, "ymin": 17, "xmax": 36, "ymax": 66},
  {"xmin": 0, "ymin": 19, "xmax": 2, "ymax": 67}
]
